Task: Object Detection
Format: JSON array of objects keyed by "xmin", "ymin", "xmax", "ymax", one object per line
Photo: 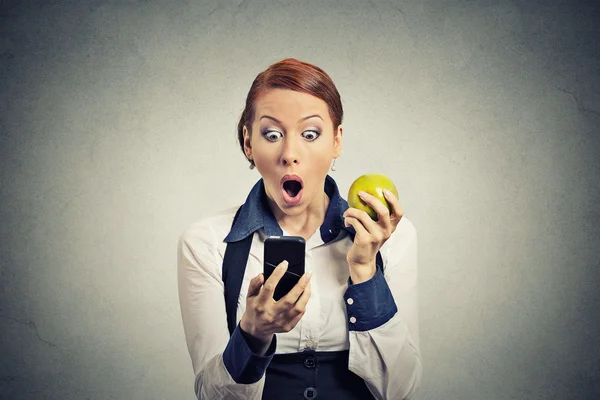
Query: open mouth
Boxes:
[
  {"xmin": 283, "ymin": 180, "xmax": 302, "ymax": 197},
  {"xmin": 280, "ymin": 175, "xmax": 304, "ymax": 205}
]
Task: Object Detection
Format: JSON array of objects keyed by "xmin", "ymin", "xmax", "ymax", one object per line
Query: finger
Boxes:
[
  {"xmin": 283, "ymin": 308, "xmax": 309, "ymax": 333},
  {"xmin": 277, "ymin": 271, "xmax": 312, "ymax": 308},
  {"xmin": 357, "ymin": 191, "xmax": 392, "ymax": 225},
  {"xmin": 343, "ymin": 215, "xmax": 370, "ymax": 244},
  {"xmin": 259, "ymin": 260, "xmax": 288, "ymax": 301},
  {"xmin": 344, "ymin": 207, "xmax": 380, "ymax": 236},
  {"xmin": 293, "ymin": 280, "xmax": 311, "ymax": 310},
  {"xmin": 247, "ymin": 273, "xmax": 264, "ymax": 298},
  {"xmin": 383, "ymin": 189, "xmax": 404, "ymax": 222},
  {"xmin": 281, "ymin": 281, "xmax": 312, "ymax": 329}
]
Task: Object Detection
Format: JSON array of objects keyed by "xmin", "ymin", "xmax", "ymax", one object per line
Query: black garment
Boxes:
[{"xmin": 263, "ymin": 350, "xmax": 374, "ymax": 399}]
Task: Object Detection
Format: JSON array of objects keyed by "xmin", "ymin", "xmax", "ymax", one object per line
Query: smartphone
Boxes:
[{"xmin": 263, "ymin": 236, "xmax": 306, "ymax": 301}]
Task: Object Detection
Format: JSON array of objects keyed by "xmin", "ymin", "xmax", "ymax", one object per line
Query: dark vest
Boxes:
[{"xmin": 222, "ymin": 207, "xmax": 380, "ymax": 399}]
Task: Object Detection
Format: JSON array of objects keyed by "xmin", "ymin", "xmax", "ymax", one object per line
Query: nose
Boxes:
[{"xmin": 280, "ymin": 136, "xmax": 300, "ymax": 166}]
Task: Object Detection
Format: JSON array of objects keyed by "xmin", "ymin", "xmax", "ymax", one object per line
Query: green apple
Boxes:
[{"xmin": 347, "ymin": 174, "xmax": 398, "ymax": 221}]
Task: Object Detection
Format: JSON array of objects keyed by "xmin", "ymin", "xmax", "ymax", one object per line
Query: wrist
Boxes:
[
  {"xmin": 239, "ymin": 326, "xmax": 273, "ymax": 355},
  {"xmin": 348, "ymin": 260, "xmax": 377, "ymax": 284},
  {"xmin": 239, "ymin": 316, "xmax": 272, "ymax": 353}
]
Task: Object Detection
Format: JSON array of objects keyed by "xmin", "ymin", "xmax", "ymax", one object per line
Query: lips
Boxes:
[{"xmin": 280, "ymin": 174, "xmax": 304, "ymax": 206}]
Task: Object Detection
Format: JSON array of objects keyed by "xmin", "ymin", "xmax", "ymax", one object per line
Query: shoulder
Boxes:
[
  {"xmin": 178, "ymin": 206, "xmax": 240, "ymax": 254},
  {"xmin": 394, "ymin": 216, "xmax": 417, "ymax": 242},
  {"xmin": 380, "ymin": 216, "xmax": 418, "ymax": 266}
]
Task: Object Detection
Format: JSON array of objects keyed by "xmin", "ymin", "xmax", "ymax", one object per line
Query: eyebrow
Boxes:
[{"xmin": 259, "ymin": 114, "xmax": 324, "ymax": 124}]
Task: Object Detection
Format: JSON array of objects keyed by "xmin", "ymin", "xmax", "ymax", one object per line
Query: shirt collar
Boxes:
[{"xmin": 224, "ymin": 175, "xmax": 354, "ymax": 243}]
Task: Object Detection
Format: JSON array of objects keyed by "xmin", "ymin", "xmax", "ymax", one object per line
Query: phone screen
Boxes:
[{"xmin": 263, "ymin": 236, "xmax": 306, "ymax": 301}]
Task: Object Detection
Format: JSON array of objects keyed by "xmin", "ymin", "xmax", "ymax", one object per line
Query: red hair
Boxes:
[{"xmin": 237, "ymin": 58, "xmax": 343, "ymax": 166}]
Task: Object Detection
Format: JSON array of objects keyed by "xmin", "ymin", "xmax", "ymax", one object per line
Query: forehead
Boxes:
[{"xmin": 254, "ymin": 89, "xmax": 330, "ymax": 122}]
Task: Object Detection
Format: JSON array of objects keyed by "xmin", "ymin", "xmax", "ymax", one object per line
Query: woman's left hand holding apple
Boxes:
[{"xmin": 343, "ymin": 190, "xmax": 404, "ymax": 284}]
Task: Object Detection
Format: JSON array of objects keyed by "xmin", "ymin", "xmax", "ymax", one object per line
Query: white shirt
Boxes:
[{"xmin": 177, "ymin": 177, "xmax": 422, "ymax": 399}]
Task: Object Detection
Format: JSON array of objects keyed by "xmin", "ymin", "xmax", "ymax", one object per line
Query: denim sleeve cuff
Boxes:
[
  {"xmin": 344, "ymin": 268, "xmax": 398, "ymax": 332},
  {"xmin": 223, "ymin": 323, "xmax": 276, "ymax": 384}
]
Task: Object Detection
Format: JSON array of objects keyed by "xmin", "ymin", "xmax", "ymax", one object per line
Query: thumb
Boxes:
[{"xmin": 246, "ymin": 273, "xmax": 264, "ymax": 298}]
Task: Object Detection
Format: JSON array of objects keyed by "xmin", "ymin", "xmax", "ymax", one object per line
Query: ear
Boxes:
[
  {"xmin": 243, "ymin": 126, "xmax": 253, "ymax": 161},
  {"xmin": 333, "ymin": 125, "xmax": 343, "ymax": 158}
]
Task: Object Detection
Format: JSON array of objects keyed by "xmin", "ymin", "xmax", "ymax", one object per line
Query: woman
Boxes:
[{"xmin": 178, "ymin": 58, "xmax": 421, "ymax": 399}]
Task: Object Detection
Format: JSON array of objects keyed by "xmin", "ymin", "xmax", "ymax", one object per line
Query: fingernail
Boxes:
[
  {"xmin": 383, "ymin": 189, "xmax": 392, "ymax": 196},
  {"xmin": 277, "ymin": 260, "xmax": 288, "ymax": 269},
  {"xmin": 358, "ymin": 191, "xmax": 366, "ymax": 198},
  {"xmin": 303, "ymin": 271, "xmax": 313, "ymax": 282}
]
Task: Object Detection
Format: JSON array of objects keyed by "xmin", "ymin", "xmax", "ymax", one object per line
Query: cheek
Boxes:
[
  {"xmin": 314, "ymin": 158, "xmax": 331, "ymax": 172},
  {"xmin": 252, "ymin": 147, "xmax": 279, "ymax": 177},
  {"xmin": 304, "ymin": 154, "xmax": 333, "ymax": 186},
  {"xmin": 309, "ymin": 148, "xmax": 333, "ymax": 169},
  {"xmin": 251, "ymin": 141, "xmax": 276, "ymax": 164}
]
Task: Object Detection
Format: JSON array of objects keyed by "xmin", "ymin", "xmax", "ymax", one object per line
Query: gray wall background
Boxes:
[{"xmin": 1, "ymin": 0, "xmax": 599, "ymax": 399}]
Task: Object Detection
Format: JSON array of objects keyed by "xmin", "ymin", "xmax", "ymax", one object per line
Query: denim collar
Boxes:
[{"xmin": 224, "ymin": 175, "xmax": 354, "ymax": 243}]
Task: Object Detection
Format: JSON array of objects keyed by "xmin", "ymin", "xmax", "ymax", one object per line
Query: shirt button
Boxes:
[
  {"xmin": 349, "ymin": 316, "xmax": 357, "ymax": 324},
  {"xmin": 304, "ymin": 387, "xmax": 317, "ymax": 399},
  {"xmin": 304, "ymin": 357, "xmax": 316, "ymax": 369},
  {"xmin": 346, "ymin": 298, "xmax": 354, "ymax": 305}
]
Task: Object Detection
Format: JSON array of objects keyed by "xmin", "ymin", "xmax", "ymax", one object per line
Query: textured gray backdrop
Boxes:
[{"xmin": 1, "ymin": 0, "xmax": 599, "ymax": 399}]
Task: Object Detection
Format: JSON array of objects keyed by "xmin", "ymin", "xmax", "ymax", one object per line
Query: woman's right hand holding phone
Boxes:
[{"xmin": 239, "ymin": 261, "xmax": 312, "ymax": 355}]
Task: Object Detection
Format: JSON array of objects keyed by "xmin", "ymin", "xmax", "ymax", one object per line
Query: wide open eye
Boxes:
[
  {"xmin": 301, "ymin": 130, "xmax": 320, "ymax": 141},
  {"xmin": 263, "ymin": 130, "xmax": 283, "ymax": 142}
]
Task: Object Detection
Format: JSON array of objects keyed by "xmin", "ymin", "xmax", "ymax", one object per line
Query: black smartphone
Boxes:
[{"xmin": 263, "ymin": 236, "xmax": 306, "ymax": 301}]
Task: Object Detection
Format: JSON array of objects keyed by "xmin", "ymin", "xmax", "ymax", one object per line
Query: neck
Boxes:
[{"xmin": 269, "ymin": 190, "xmax": 330, "ymax": 241}]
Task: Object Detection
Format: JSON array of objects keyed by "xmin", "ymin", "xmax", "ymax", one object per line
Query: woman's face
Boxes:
[{"xmin": 243, "ymin": 89, "xmax": 342, "ymax": 217}]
